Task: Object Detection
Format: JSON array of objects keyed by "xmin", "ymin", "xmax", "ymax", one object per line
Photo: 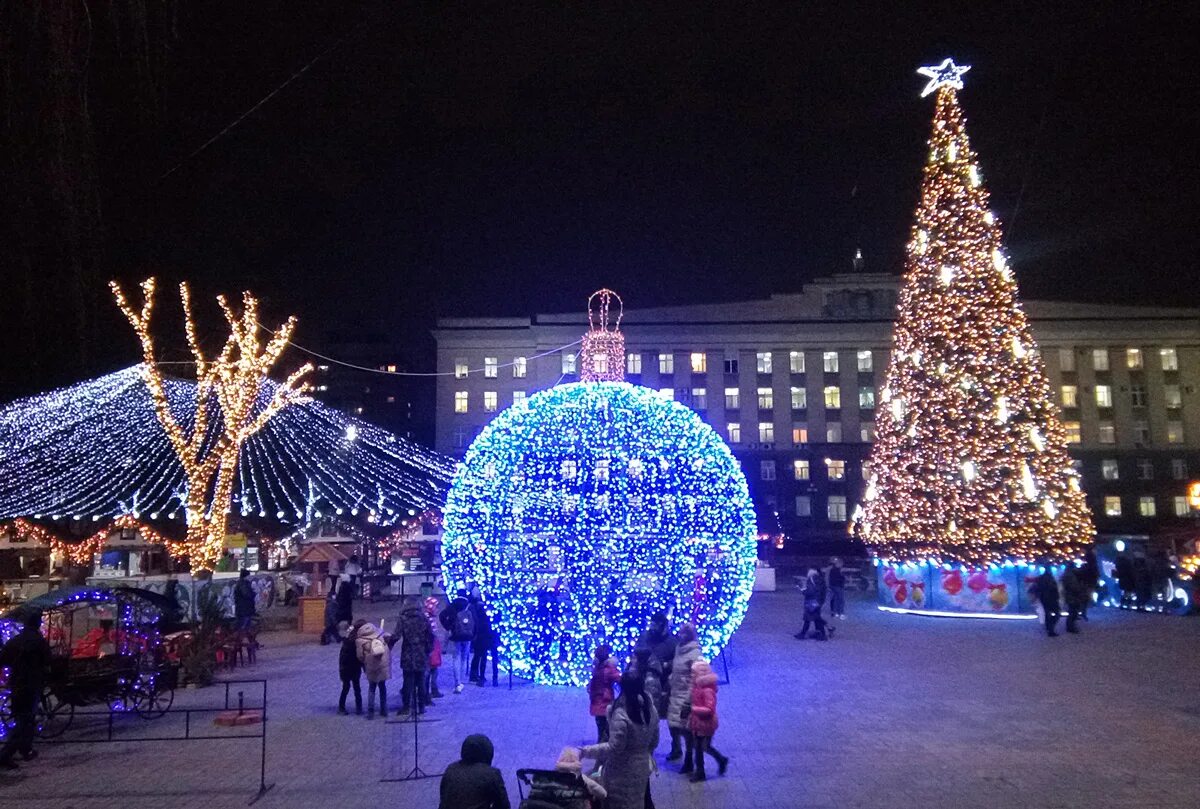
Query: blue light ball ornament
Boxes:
[{"xmin": 442, "ymin": 382, "xmax": 757, "ymax": 686}]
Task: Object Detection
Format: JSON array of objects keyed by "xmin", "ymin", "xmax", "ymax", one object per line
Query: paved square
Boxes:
[{"xmin": 2, "ymin": 589, "xmax": 1197, "ymax": 809}]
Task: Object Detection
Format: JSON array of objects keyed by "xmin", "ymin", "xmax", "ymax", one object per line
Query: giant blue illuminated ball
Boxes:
[{"xmin": 442, "ymin": 382, "xmax": 757, "ymax": 686}]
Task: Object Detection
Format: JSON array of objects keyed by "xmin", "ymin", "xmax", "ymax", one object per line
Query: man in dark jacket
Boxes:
[
  {"xmin": 795, "ymin": 568, "xmax": 828, "ymax": 640},
  {"xmin": 338, "ymin": 619, "xmax": 365, "ymax": 714},
  {"xmin": 637, "ymin": 611, "xmax": 678, "ymax": 756},
  {"xmin": 1032, "ymin": 566, "xmax": 1061, "ymax": 637},
  {"xmin": 398, "ymin": 597, "xmax": 434, "ymax": 715},
  {"xmin": 468, "ymin": 589, "xmax": 498, "ymax": 687},
  {"xmin": 827, "ymin": 558, "xmax": 847, "ymax": 619},
  {"xmin": 439, "ymin": 590, "xmax": 474, "ymax": 693},
  {"xmin": 439, "ymin": 734, "xmax": 510, "ymax": 809},
  {"xmin": 234, "ymin": 570, "xmax": 256, "ymax": 630},
  {"xmin": 1115, "ymin": 553, "xmax": 1135, "ymax": 609},
  {"xmin": 1061, "ymin": 564, "xmax": 1088, "ymax": 634},
  {"xmin": 0, "ymin": 613, "xmax": 52, "ymax": 768}
]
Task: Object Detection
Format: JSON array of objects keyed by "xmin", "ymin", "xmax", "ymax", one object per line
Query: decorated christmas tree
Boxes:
[{"xmin": 857, "ymin": 60, "xmax": 1093, "ymax": 567}]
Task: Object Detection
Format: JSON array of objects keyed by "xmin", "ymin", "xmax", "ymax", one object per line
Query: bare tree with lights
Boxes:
[
  {"xmin": 111, "ymin": 278, "xmax": 312, "ymax": 572},
  {"xmin": 855, "ymin": 61, "xmax": 1093, "ymax": 566}
]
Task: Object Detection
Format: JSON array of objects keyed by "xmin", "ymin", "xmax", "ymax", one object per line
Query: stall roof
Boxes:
[{"xmin": 2, "ymin": 584, "xmax": 176, "ymax": 623}]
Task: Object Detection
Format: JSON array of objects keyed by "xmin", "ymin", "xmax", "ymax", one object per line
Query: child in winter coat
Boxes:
[
  {"xmin": 338, "ymin": 619, "xmax": 366, "ymax": 714},
  {"xmin": 425, "ymin": 597, "xmax": 447, "ymax": 700},
  {"xmin": 355, "ymin": 622, "xmax": 394, "ymax": 719},
  {"xmin": 587, "ymin": 644, "xmax": 621, "ymax": 743},
  {"xmin": 685, "ymin": 660, "xmax": 729, "ymax": 782},
  {"xmin": 666, "ymin": 623, "xmax": 700, "ymax": 772}
]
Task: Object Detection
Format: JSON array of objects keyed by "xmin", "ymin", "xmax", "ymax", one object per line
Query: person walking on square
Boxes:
[
  {"xmin": 234, "ymin": 569, "xmax": 256, "ymax": 631},
  {"xmin": 588, "ymin": 643, "xmax": 621, "ymax": 743},
  {"xmin": 440, "ymin": 590, "xmax": 475, "ymax": 693},
  {"xmin": 1031, "ymin": 565, "xmax": 1061, "ymax": 637},
  {"xmin": 338, "ymin": 619, "xmax": 365, "ymax": 714},
  {"xmin": 685, "ymin": 659, "xmax": 729, "ymax": 782},
  {"xmin": 1080, "ymin": 549, "xmax": 1100, "ymax": 620},
  {"xmin": 0, "ymin": 612, "xmax": 51, "ymax": 769},
  {"xmin": 438, "ymin": 734, "xmax": 511, "ymax": 809},
  {"xmin": 579, "ymin": 672, "xmax": 660, "ymax": 809},
  {"xmin": 666, "ymin": 623, "xmax": 701, "ymax": 773},
  {"xmin": 795, "ymin": 567, "xmax": 828, "ymax": 640},
  {"xmin": 1115, "ymin": 552, "xmax": 1135, "ymax": 609},
  {"xmin": 1062, "ymin": 564, "xmax": 1088, "ymax": 634},
  {"xmin": 827, "ymin": 557, "xmax": 846, "ymax": 619},
  {"xmin": 398, "ymin": 597, "xmax": 433, "ymax": 715},
  {"xmin": 425, "ymin": 596, "xmax": 447, "ymax": 700},
  {"xmin": 355, "ymin": 621, "xmax": 394, "ymax": 719},
  {"xmin": 320, "ymin": 589, "xmax": 340, "ymax": 645},
  {"xmin": 335, "ymin": 574, "xmax": 355, "ymax": 626}
]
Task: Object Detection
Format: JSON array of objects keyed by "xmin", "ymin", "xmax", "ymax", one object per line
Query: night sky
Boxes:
[{"xmin": 5, "ymin": 3, "xmax": 1198, "ymax": 397}]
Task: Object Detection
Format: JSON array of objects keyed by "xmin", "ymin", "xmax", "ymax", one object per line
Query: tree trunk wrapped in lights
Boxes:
[
  {"xmin": 856, "ymin": 61, "xmax": 1093, "ymax": 567},
  {"xmin": 111, "ymin": 278, "xmax": 312, "ymax": 571}
]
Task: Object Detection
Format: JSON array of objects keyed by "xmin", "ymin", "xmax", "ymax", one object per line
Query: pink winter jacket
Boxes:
[{"xmin": 687, "ymin": 660, "xmax": 719, "ymax": 737}]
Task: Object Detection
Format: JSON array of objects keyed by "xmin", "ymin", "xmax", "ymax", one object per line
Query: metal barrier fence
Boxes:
[{"xmin": 37, "ymin": 678, "xmax": 273, "ymax": 805}]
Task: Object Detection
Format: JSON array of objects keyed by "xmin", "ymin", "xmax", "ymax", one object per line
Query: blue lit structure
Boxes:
[{"xmin": 442, "ymin": 382, "xmax": 757, "ymax": 686}]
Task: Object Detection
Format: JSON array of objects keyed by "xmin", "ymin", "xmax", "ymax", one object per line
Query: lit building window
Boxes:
[
  {"xmin": 1160, "ymin": 347, "xmax": 1179, "ymax": 371},
  {"xmin": 793, "ymin": 459, "xmax": 810, "ymax": 480},
  {"xmin": 1104, "ymin": 496, "xmax": 1122, "ymax": 517},
  {"xmin": 1095, "ymin": 385, "xmax": 1113, "ymax": 408},
  {"xmin": 862, "ymin": 461, "xmax": 872, "ymax": 479},
  {"xmin": 757, "ymin": 387, "xmax": 774, "ymax": 409},
  {"xmin": 826, "ymin": 422, "xmax": 843, "ymax": 443},
  {"xmin": 513, "ymin": 391, "xmax": 527, "ymax": 406},
  {"xmin": 691, "ymin": 388, "xmax": 707, "ymax": 410},
  {"xmin": 756, "ymin": 352, "xmax": 773, "ymax": 374},
  {"xmin": 1164, "ymin": 384, "xmax": 1182, "ymax": 409},
  {"xmin": 823, "ymin": 351, "xmax": 839, "ymax": 373},
  {"xmin": 1061, "ymin": 385, "xmax": 1078, "ymax": 408},
  {"xmin": 690, "ymin": 352, "xmax": 707, "ymax": 373},
  {"xmin": 1101, "ymin": 459, "xmax": 1119, "ymax": 480},
  {"xmin": 792, "ymin": 424, "xmax": 808, "ymax": 444},
  {"xmin": 860, "ymin": 423, "xmax": 876, "ymax": 442},
  {"xmin": 859, "ymin": 387, "xmax": 876, "ymax": 409},
  {"xmin": 790, "ymin": 387, "xmax": 807, "ymax": 409},
  {"xmin": 758, "ymin": 422, "xmax": 774, "ymax": 443},
  {"xmin": 386, "ymin": 364, "xmax": 397, "ymax": 373},
  {"xmin": 562, "ymin": 353, "xmax": 577, "ymax": 374},
  {"xmin": 727, "ymin": 423, "xmax": 741, "ymax": 443},
  {"xmin": 455, "ymin": 358, "xmax": 469, "ymax": 378},
  {"xmin": 659, "ymin": 353, "xmax": 674, "ymax": 374},
  {"xmin": 856, "ymin": 350, "xmax": 873, "ymax": 372},
  {"xmin": 626, "ymin": 352, "xmax": 642, "ymax": 374},
  {"xmin": 826, "ymin": 459, "xmax": 846, "ymax": 481},
  {"xmin": 761, "ymin": 460, "xmax": 776, "ymax": 481},
  {"xmin": 1174, "ymin": 496, "xmax": 1189, "ymax": 517},
  {"xmin": 513, "ymin": 357, "xmax": 527, "ymax": 378},
  {"xmin": 1098, "ymin": 422, "xmax": 1116, "ymax": 444},
  {"xmin": 386, "ymin": 395, "xmax": 396, "ymax": 403},
  {"xmin": 1167, "ymin": 421, "xmax": 1185, "ymax": 444},
  {"xmin": 1059, "ymin": 348, "xmax": 1075, "ymax": 372},
  {"xmin": 484, "ymin": 357, "xmax": 498, "ymax": 378},
  {"xmin": 454, "ymin": 391, "xmax": 468, "ymax": 413},
  {"xmin": 483, "ymin": 391, "xmax": 498, "ymax": 413},
  {"xmin": 789, "ymin": 351, "xmax": 805, "ymax": 374},
  {"xmin": 724, "ymin": 387, "xmax": 740, "ymax": 409},
  {"xmin": 795, "ymin": 496, "xmax": 811, "ymax": 517},
  {"xmin": 1134, "ymin": 420, "xmax": 1151, "ymax": 446},
  {"xmin": 1092, "ymin": 349, "xmax": 1109, "ymax": 372},
  {"xmin": 1064, "ymin": 421, "xmax": 1081, "ymax": 444},
  {"xmin": 592, "ymin": 354, "xmax": 610, "ymax": 375},
  {"xmin": 824, "ymin": 386, "xmax": 841, "ymax": 409},
  {"xmin": 1171, "ymin": 458, "xmax": 1187, "ymax": 480},
  {"xmin": 1138, "ymin": 496, "xmax": 1156, "ymax": 517},
  {"xmin": 1136, "ymin": 458, "xmax": 1154, "ymax": 480},
  {"xmin": 827, "ymin": 495, "xmax": 848, "ymax": 522},
  {"xmin": 1126, "ymin": 348, "xmax": 1143, "ymax": 369}
]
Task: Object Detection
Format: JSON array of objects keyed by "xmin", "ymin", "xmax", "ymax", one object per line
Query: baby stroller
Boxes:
[{"xmin": 516, "ymin": 768, "xmax": 597, "ymax": 809}]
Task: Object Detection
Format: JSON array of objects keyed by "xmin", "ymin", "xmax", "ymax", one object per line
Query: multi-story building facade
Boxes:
[{"xmin": 432, "ymin": 272, "xmax": 1200, "ymax": 549}]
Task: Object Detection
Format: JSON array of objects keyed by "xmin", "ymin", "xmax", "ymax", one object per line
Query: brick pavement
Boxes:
[{"xmin": 1, "ymin": 589, "xmax": 1197, "ymax": 809}]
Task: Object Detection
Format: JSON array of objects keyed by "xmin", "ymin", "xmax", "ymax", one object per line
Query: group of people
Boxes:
[
  {"xmin": 793, "ymin": 558, "xmax": 848, "ymax": 641},
  {"xmin": 1113, "ymin": 550, "xmax": 1177, "ymax": 611},
  {"xmin": 334, "ymin": 586, "xmax": 500, "ymax": 718},
  {"xmin": 1030, "ymin": 558, "xmax": 1098, "ymax": 637}
]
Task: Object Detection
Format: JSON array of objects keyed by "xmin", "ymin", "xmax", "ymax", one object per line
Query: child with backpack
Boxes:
[
  {"xmin": 439, "ymin": 590, "xmax": 475, "ymax": 694},
  {"xmin": 355, "ymin": 621, "xmax": 395, "ymax": 719},
  {"xmin": 587, "ymin": 644, "xmax": 620, "ymax": 743}
]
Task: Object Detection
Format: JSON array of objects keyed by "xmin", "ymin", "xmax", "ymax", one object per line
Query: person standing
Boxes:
[
  {"xmin": 338, "ymin": 619, "xmax": 365, "ymax": 714},
  {"xmin": 0, "ymin": 613, "xmax": 52, "ymax": 769},
  {"xmin": 637, "ymin": 612, "xmax": 677, "ymax": 758},
  {"xmin": 685, "ymin": 659, "xmax": 729, "ymax": 782},
  {"xmin": 1115, "ymin": 553, "xmax": 1135, "ymax": 609},
  {"xmin": 355, "ymin": 621, "xmax": 393, "ymax": 719},
  {"xmin": 1080, "ymin": 549, "xmax": 1100, "ymax": 620},
  {"xmin": 398, "ymin": 597, "xmax": 433, "ymax": 715},
  {"xmin": 579, "ymin": 672, "xmax": 660, "ymax": 809},
  {"xmin": 335, "ymin": 575, "xmax": 355, "ymax": 627},
  {"xmin": 469, "ymin": 588, "xmax": 497, "ymax": 686},
  {"xmin": 794, "ymin": 568, "xmax": 828, "ymax": 640},
  {"xmin": 438, "ymin": 734, "xmax": 510, "ymax": 809},
  {"xmin": 666, "ymin": 623, "xmax": 701, "ymax": 773},
  {"xmin": 1031, "ymin": 565, "xmax": 1061, "ymax": 637},
  {"xmin": 1061, "ymin": 564, "xmax": 1088, "ymax": 634},
  {"xmin": 588, "ymin": 644, "xmax": 621, "ymax": 743},
  {"xmin": 425, "ymin": 597, "xmax": 447, "ymax": 700},
  {"xmin": 439, "ymin": 590, "xmax": 475, "ymax": 694},
  {"xmin": 344, "ymin": 554, "xmax": 364, "ymax": 592},
  {"xmin": 234, "ymin": 570, "xmax": 256, "ymax": 631},
  {"xmin": 827, "ymin": 558, "xmax": 846, "ymax": 619}
]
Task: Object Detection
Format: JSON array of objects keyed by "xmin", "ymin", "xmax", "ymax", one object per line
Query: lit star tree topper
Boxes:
[
  {"xmin": 110, "ymin": 278, "xmax": 313, "ymax": 571},
  {"xmin": 855, "ymin": 62, "xmax": 1094, "ymax": 566}
]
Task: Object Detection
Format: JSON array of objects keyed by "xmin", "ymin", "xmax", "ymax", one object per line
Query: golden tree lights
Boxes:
[
  {"xmin": 110, "ymin": 278, "xmax": 312, "ymax": 571},
  {"xmin": 854, "ymin": 62, "xmax": 1094, "ymax": 566}
]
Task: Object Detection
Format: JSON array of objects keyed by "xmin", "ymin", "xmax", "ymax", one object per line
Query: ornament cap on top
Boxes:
[
  {"xmin": 917, "ymin": 58, "xmax": 971, "ymax": 98},
  {"xmin": 581, "ymin": 288, "xmax": 626, "ymax": 383}
]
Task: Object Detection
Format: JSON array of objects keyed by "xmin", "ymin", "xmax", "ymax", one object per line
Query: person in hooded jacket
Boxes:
[
  {"xmin": 0, "ymin": 612, "xmax": 51, "ymax": 768},
  {"xmin": 1115, "ymin": 553, "xmax": 1136, "ymax": 609},
  {"xmin": 440, "ymin": 590, "xmax": 475, "ymax": 694},
  {"xmin": 1061, "ymin": 563, "xmax": 1089, "ymax": 634},
  {"xmin": 335, "ymin": 575, "xmax": 355, "ymax": 625},
  {"xmin": 338, "ymin": 619, "xmax": 366, "ymax": 714},
  {"xmin": 398, "ymin": 596, "xmax": 434, "ymax": 715},
  {"xmin": 1031, "ymin": 566, "xmax": 1061, "ymax": 637},
  {"xmin": 426, "ymin": 596, "xmax": 447, "ymax": 700},
  {"xmin": 665, "ymin": 623, "xmax": 700, "ymax": 773},
  {"xmin": 636, "ymin": 612, "xmax": 676, "ymax": 758},
  {"xmin": 438, "ymin": 733, "xmax": 510, "ymax": 809},
  {"xmin": 233, "ymin": 570, "xmax": 256, "ymax": 630},
  {"xmin": 355, "ymin": 621, "xmax": 394, "ymax": 718},
  {"xmin": 685, "ymin": 659, "xmax": 729, "ymax": 782},
  {"xmin": 795, "ymin": 567, "xmax": 828, "ymax": 640},
  {"xmin": 587, "ymin": 643, "xmax": 621, "ymax": 742},
  {"xmin": 579, "ymin": 672, "xmax": 659, "ymax": 809},
  {"xmin": 468, "ymin": 588, "xmax": 499, "ymax": 686}
]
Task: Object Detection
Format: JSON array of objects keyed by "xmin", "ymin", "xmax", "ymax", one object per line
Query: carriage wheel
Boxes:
[
  {"xmin": 37, "ymin": 689, "xmax": 73, "ymax": 738},
  {"xmin": 133, "ymin": 679, "xmax": 174, "ymax": 719}
]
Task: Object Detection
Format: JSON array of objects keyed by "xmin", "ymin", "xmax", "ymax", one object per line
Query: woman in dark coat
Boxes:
[
  {"xmin": 335, "ymin": 576, "xmax": 354, "ymax": 625},
  {"xmin": 338, "ymin": 619, "xmax": 364, "ymax": 714}
]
